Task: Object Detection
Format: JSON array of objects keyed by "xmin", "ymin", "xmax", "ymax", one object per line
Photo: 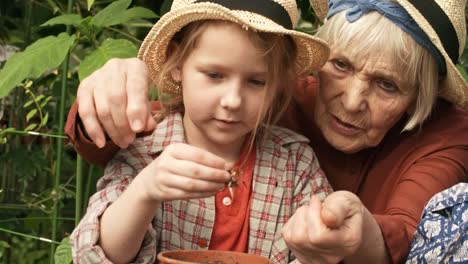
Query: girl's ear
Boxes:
[
  {"xmin": 170, "ymin": 67, "xmax": 182, "ymax": 82},
  {"xmin": 167, "ymin": 41, "xmax": 182, "ymax": 82}
]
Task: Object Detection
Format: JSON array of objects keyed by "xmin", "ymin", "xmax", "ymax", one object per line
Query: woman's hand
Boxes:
[
  {"xmin": 136, "ymin": 143, "xmax": 232, "ymax": 202},
  {"xmin": 77, "ymin": 58, "xmax": 156, "ymax": 149},
  {"xmin": 282, "ymin": 191, "xmax": 366, "ymax": 264}
]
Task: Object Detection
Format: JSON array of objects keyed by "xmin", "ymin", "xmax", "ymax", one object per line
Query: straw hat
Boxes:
[
  {"xmin": 310, "ymin": 0, "xmax": 468, "ymax": 109},
  {"xmin": 139, "ymin": 0, "xmax": 330, "ymax": 94}
]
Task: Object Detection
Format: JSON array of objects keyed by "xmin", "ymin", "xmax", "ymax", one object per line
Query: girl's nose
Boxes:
[{"xmin": 220, "ymin": 81, "xmax": 242, "ymax": 110}]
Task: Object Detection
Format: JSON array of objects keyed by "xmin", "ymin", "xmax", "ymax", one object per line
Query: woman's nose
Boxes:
[
  {"xmin": 341, "ymin": 78, "xmax": 368, "ymax": 112},
  {"xmin": 220, "ymin": 81, "xmax": 242, "ymax": 110}
]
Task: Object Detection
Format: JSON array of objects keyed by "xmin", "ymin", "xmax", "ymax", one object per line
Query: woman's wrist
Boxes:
[{"xmin": 345, "ymin": 208, "xmax": 390, "ymax": 264}]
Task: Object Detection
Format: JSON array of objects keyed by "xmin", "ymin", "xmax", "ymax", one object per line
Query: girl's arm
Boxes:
[
  {"xmin": 70, "ymin": 153, "xmax": 158, "ymax": 264},
  {"xmin": 98, "ymin": 172, "xmax": 160, "ymax": 263}
]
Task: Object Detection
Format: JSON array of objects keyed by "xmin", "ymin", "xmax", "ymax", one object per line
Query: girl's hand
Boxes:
[
  {"xmin": 136, "ymin": 143, "xmax": 231, "ymax": 202},
  {"xmin": 282, "ymin": 191, "xmax": 365, "ymax": 264}
]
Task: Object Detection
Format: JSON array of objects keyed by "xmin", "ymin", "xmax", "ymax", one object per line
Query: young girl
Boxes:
[{"xmin": 71, "ymin": 0, "xmax": 331, "ymax": 263}]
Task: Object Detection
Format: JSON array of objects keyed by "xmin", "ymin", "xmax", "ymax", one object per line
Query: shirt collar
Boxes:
[{"xmin": 144, "ymin": 112, "xmax": 186, "ymax": 155}]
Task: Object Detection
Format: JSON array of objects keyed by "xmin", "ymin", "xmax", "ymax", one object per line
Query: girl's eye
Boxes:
[
  {"xmin": 332, "ymin": 59, "xmax": 350, "ymax": 71},
  {"xmin": 376, "ymin": 79, "xmax": 398, "ymax": 93},
  {"xmin": 205, "ymin": 72, "xmax": 223, "ymax": 79},
  {"xmin": 249, "ymin": 79, "xmax": 266, "ymax": 87}
]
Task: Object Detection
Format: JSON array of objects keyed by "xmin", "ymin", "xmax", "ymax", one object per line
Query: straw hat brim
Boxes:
[
  {"xmin": 139, "ymin": 3, "xmax": 330, "ymax": 94},
  {"xmin": 309, "ymin": 0, "xmax": 468, "ymax": 109}
]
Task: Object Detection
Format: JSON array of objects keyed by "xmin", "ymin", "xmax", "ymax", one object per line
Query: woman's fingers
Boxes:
[
  {"xmin": 321, "ymin": 191, "xmax": 362, "ymax": 228},
  {"xmin": 76, "ymin": 58, "xmax": 153, "ymax": 148},
  {"xmin": 124, "ymin": 59, "xmax": 153, "ymax": 132},
  {"xmin": 77, "ymin": 81, "xmax": 106, "ymax": 148}
]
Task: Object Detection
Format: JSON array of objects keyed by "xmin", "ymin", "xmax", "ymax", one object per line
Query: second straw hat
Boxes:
[{"xmin": 309, "ymin": 0, "xmax": 468, "ymax": 109}]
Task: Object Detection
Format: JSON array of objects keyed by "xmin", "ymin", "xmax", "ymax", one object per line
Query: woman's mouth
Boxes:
[{"xmin": 329, "ymin": 114, "xmax": 363, "ymax": 136}]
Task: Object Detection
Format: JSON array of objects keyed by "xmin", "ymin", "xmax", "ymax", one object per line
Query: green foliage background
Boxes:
[{"xmin": 0, "ymin": 1, "xmax": 466, "ymax": 263}]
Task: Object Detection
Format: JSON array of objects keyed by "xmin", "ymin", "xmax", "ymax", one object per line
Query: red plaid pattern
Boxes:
[{"xmin": 70, "ymin": 113, "xmax": 332, "ymax": 263}]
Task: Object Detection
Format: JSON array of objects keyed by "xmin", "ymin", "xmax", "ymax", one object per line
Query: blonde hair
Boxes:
[
  {"xmin": 316, "ymin": 11, "xmax": 439, "ymax": 131},
  {"xmin": 156, "ymin": 19, "xmax": 298, "ymax": 141}
]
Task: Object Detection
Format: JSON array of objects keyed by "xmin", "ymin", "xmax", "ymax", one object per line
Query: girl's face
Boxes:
[
  {"xmin": 171, "ymin": 23, "xmax": 269, "ymax": 154},
  {"xmin": 314, "ymin": 50, "xmax": 416, "ymax": 153}
]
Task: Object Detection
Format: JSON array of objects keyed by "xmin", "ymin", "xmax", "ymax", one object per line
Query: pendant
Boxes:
[{"xmin": 226, "ymin": 169, "xmax": 240, "ymax": 198}]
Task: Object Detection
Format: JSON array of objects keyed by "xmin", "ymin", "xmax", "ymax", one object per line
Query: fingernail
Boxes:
[
  {"xmin": 131, "ymin": 120, "xmax": 143, "ymax": 131},
  {"xmin": 96, "ymin": 138, "xmax": 105, "ymax": 148}
]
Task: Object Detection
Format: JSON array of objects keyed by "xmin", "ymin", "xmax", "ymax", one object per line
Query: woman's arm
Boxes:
[{"xmin": 373, "ymin": 146, "xmax": 468, "ymax": 263}]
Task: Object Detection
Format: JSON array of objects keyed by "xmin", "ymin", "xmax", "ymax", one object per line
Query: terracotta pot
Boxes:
[{"xmin": 157, "ymin": 250, "xmax": 270, "ymax": 264}]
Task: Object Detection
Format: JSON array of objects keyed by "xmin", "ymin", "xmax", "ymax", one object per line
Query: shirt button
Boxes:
[
  {"xmin": 222, "ymin": 196, "xmax": 232, "ymax": 206},
  {"xmin": 198, "ymin": 239, "xmax": 208, "ymax": 248}
]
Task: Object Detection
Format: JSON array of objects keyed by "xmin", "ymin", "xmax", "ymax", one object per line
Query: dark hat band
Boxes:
[
  {"xmin": 194, "ymin": 0, "xmax": 293, "ymax": 29},
  {"xmin": 408, "ymin": 0, "xmax": 459, "ymax": 64}
]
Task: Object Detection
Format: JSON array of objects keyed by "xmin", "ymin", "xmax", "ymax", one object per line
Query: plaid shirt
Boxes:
[{"xmin": 71, "ymin": 113, "xmax": 331, "ymax": 264}]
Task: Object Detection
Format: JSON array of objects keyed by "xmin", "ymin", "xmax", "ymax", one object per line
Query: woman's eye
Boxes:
[
  {"xmin": 332, "ymin": 59, "xmax": 350, "ymax": 71},
  {"xmin": 376, "ymin": 79, "xmax": 398, "ymax": 92},
  {"xmin": 205, "ymin": 72, "xmax": 223, "ymax": 79},
  {"xmin": 249, "ymin": 79, "xmax": 266, "ymax": 87}
]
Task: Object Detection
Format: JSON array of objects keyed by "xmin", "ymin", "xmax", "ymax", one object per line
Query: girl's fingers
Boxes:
[
  {"xmin": 162, "ymin": 174, "xmax": 226, "ymax": 193},
  {"xmin": 166, "ymin": 158, "xmax": 231, "ymax": 183},
  {"xmin": 159, "ymin": 187, "xmax": 218, "ymax": 200},
  {"xmin": 167, "ymin": 143, "xmax": 229, "ymax": 170}
]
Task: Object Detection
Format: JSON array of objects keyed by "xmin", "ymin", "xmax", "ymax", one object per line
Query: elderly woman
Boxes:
[{"xmin": 66, "ymin": 0, "xmax": 468, "ymax": 263}]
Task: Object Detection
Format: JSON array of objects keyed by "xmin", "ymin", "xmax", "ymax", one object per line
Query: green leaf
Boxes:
[
  {"xmin": 87, "ymin": 0, "xmax": 95, "ymax": 11},
  {"xmin": 23, "ymin": 99, "xmax": 35, "ymax": 108},
  {"xmin": 41, "ymin": 113, "xmax": 49, "ymax": 126},
  {"xmin": 0, "ymin": 240, "xmax": 10, "ymax": 248},
  {"xmin": 90, "ymin": 0, "xmax": 132, "ymax": 27},
  {"xmin": 0, "ymin": 33, "xmax": 76, "ymax": 98},
  {"xmin": 26, "ymin": 109, "xmax": 38, "ymax": 122},
  {"xmin": 91, "ymin": 7, "xmax": 158, "ymax": 27},
  {"xmin": 78, "ymin": 38, "xmax": 138, "ymax": 80},
  {"xmin": 122, "ymin": 7, "xmax": 158, "ymax": 21},
  {"xmin": 34, "ymin": 94, "xmax": 45, "ymax": 102},
  {"xmin": 25, "ymin": 123, "xmax": 38, "ymax": 131},
  {"xmin": 40, "ymin": 96, "xmax": 53, "ymax": 107},
  {"xmin": 41, "ymin": 14, "xmax": 82, "ymax": 27},
  {"xmin": 54, "ymin": 237, "xmax": 72, "ymax": 264}
]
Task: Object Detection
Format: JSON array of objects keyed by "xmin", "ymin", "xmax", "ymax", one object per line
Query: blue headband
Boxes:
[{"xmin": 327, "ymin": 0, "xmax": 447, "ymax": 75}]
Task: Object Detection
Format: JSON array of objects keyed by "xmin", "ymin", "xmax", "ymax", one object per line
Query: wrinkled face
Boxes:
[
  {"xmin": 314, "ymin": 50, "xmax": 417, "ymax": 153},
  {"xmin": 171, "ymin": 23, "xmax": 269, "ymax": 151}
]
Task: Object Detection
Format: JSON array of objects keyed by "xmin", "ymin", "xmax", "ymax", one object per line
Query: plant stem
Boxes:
[
  {"xmin": 0, "ymin": 204, "xmax": 45, "ymax": 210},
  {"xmin": 0, "ymin": 227, "xmax": 60, "ymax": 245},
  {"xmin": 82, "ymin": 165, "xmax": 94, "ymax": 214},
  {"xmin": 106, "ymin": 27, "xmax": 141, "ymax": 43},
  {"xmin": 75, "ymin": 156, "xmax": 83, "ymax": 225},
  {"xmin": 2, "ymin": 129, "xmax": 67, "ymax": 139},
  {"xmin": 0, "ymin": 217, "xmax": 74, "ymax": 223},
  {"xmin": 50, "ymin": 0, "xmax": 73, "ymax": 260}
]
